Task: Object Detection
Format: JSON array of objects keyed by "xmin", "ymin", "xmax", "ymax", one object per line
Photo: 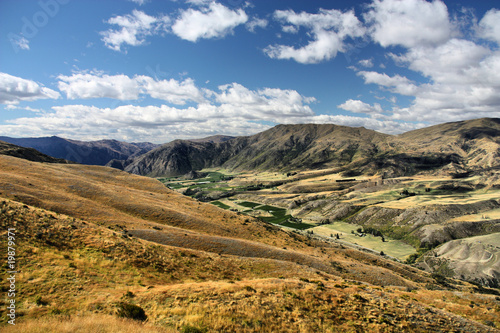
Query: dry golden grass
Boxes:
[
  {"xmin": 135, "ymin": 278, "xmax": 500, "ymax": 332},
  {"xmin": 1, "ymin": 198, "xmax": 499, "ymax": 332},
  {"xmin": 1, "ymin": 156, "xmax": 499, "ymax": 332},
  {"xmin": 0, "ymin": 155, "xmax": 303, "ymax": 249},
  {"xmin": 0, "ymin": 155, "xmax": 439, "ymax": 288},
  {"xmin": 1, "ymin": 314, "xmax": 174, "ymax": 333}
]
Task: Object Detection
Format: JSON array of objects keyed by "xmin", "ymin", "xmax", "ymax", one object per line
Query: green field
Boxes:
[
  {"xmin": 212, "ymin": 200, "xmax": 313, "ymax": 230},
  {"xmin": 237, "ymin": 201, "xmax": 262, "ymax": 208},
  {"xmin": 313, "ymin": 221, "xmax": 416, "ymax": 260},
  {"xmin": 280, "ymin": 221, "xmax": 315, "ymax": 230},
  {"xmin": 211, "ymin": 201, "xmax": 231, "ymax": 209},
  {"xmin": 255, "ymin": 205, "xmax": 290, "ymax": 224}
]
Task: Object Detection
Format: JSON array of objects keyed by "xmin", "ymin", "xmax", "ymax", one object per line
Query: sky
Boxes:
[{"xmin": 0, "ymin": 0, "xmax": 499, "ymax": 144}]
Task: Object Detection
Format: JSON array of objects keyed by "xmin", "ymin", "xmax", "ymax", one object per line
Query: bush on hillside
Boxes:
[{"xmin": 116, "ymin": 302, "xmax": 147, "ymax": 321}]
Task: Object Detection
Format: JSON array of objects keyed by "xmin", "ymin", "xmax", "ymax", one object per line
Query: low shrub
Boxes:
[{"xmin": 116, "ymin": 302, "xmax": 147, "ymax": 321}]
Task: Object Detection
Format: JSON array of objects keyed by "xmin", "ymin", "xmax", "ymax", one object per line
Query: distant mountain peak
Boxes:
[
  {"xmin": 0, "ymin": 136, "xmax": 159, "ymax": 166},
  {"xmin": 0, "ymin": 140, "xmax": 72, "ymax": 164}
]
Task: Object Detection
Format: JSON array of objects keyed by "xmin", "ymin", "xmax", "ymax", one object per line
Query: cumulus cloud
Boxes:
[
  {"xmin": 358, "ymin": 58, "xmax": 373, "ymax": 68},
  {"xmin": 137, "ymin": 76, "xmax": 206, "ymax": 105},
  {"xmin": 478, "ymin": 9, "xmax": 500, "ymax": 45},
  {"xmin": 0, "ymin": 73, "xmax": 60, "ymax": 105},
  {"xmin": 100, "ymin": 10, "xmax": 169, "ymax": 51},
  {"xmin": 357, "ymin": 71, "xmax": 419, "ymax": 96},
  {"xmin": 171, "ymin": 2, "xmax": 248, "ymax": 42},
  {"xmin": 264, "ymin": 8, "xmax": 365, "ymax": 64},
  {"xmin": 0, "ymin": 80, "xmax": 320, "ymax": 142},
  {"xmin": 391, "ymin": 38, "xmax": 491, "ymax": 82},
  {"xmin": 246, "ymin": 17, "xmax": 268, "ymax": 32},
  {"xmin": 215, "ymin": 83, "xmax": 315, "ymax": 121},
  {"xmin": 338, "ymin": 1, "xmax": 500, "ymax": 125},
  {"xmin": 354, "ymin": 36, "xmax": 500, "ymax": 123},
  {"xmin": 364, "ymin": 0, "xmax": 452, "ymax": 48},
  {"xmin": 58, "ymin": 72, "xmax": 142, "ymax": 100},
  {"xmin": 337, "ymin": 99, "xmax": 383, "ymax": 115},
  {"xmin": 0, "ymin": 103, "xmax": 421, "ymax": 142},
  {"xmin": 57, "ymin": 72, "xmax": 206, "ymax": 105},
  {"xmin": 0, "ymin": 71, "xmax": 424, "ymax": 141}
]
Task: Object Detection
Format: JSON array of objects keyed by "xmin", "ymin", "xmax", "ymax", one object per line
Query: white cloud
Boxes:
[
  {"xmin": 137, "ymin": 76, "xmax": 206, "ymax": 105},
  {"xmin": 365, "ymin": 0, "xmax": 452, "ymax": 48},
  {"xmin": 358, "ymin": 58, "xmax": 373, "ymax": 68},
  {"xmin": 1, "ymin": 103, "xmax": 421, "ymax": 141},
  {"xmin": 0, "ymin": 71, "xmax": 425, "ymax": 140},
  {"xmin": 58, "ymin": 73, "xmax": 142, "ymax": 100},
  {"xmin": 264, "ymin": 8, "xmax": 365, "ymax": 64},
  {"xmin": 57, "ymin": 72, "xmax": 206, "ymax": 105},
  {"xmin": 100, "ymin": 10, "xmax": 169, "ymax": 51},
  {"xmin": 129, "ymin": 0, "xmax": 147, "ymax": 5},
  {"xmin": 215, "ymin": 83, "xmax": 315, "ymax": 121},
  {"xmin": 342, "ymin": 3, "xmax": 500, "ymax": 126},
  {"xmin": 391, "ymin": 38, "xmax": 490, "ymax": 82},
  {"xmin": 282, "ymin": 25, "xmax": 299, "ymax": 34},
  {"xmin": 171, "ymin": 2, "xmax": 248, "ymax": 42},
  {"xmin": 478, "ymin": 9, "xmax": 500, "ymax": 45},
  {"xmin": 0, "ymin": 81, "xmax": 320, "ymax": 142},
  {"xmin": 186, "ymin": 0, "xmax": 212, "ymax": 5},
  {"xmin": 338, "ymin": 99, "xmax": 383, "ymax": 115},
  {"xmin": 388, "ymin": 38, "xmax": 499, "ymax": 122},
  {"xmin": 10, "ymin": 36, "xmax": 30, "ymax": 51},
  {"xmin": 246, "ymin": 17, "xmax": 268, "ymax": 32},
  {"xmin": 0, "ymin": 72, "xmax": 60, "ymax": 105},
  {"xmin": 4, "ymin": 105, "xmax": 43, "ymax": 113},
  {"xmin": 357, "ymin": 71, "xmax": 419, "ymax": 96},
  {"xmin": 347, "ymin": 41, "xmax": 500, "ymax": 123}
]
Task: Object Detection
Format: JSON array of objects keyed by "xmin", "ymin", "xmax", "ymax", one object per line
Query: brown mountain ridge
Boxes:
[{"xmin": 124, "ymin": 118, "xmax": 500, "ymax": 177}]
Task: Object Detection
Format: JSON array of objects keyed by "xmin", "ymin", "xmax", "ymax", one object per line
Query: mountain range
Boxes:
[
  {"xmin": 124, "ymin": 118, "xmax": 500, "ymax": 177},
  {"xmin": 3, "ymin": 118, "xmax": 499, "ymax": 179},
  {"xmin": 0, "ymin": 135, "xmax": 158, "ymax": 166}
]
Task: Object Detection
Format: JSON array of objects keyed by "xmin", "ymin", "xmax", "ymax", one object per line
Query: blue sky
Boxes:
[{"xmin": 1, "ymin": 0, "xmax": 499, "ymax": 143}]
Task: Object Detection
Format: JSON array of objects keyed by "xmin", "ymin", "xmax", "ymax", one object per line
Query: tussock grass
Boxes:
[
  {"xmin": 1, "ymin": 156, "xmax": 499, "ymax": 332},
  {"xmin": 1, "ymin": 199, "xmax": 498, "ymax": 332},
  {"xmin": 1, "ymin": 314, "xmax": 174, "ymax": 333}
]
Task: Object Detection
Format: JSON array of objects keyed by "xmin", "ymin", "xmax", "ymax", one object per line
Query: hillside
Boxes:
[
  {"xmin": 394, "ymin": 118, "xmax": 500, "ymax": 172},
  {"xmin": 0, "ymin": 140, "xmax": 72, "ymax": 164},
  {"xmin": 419, "ymin": 233, "xmax": 500, "ymax": 288},
  {"xmin": 125, "ymin": 123, "xmax": 392, "ymax": 177},
  {"xmin": 124, "ymin": 118, "xmax": 500, "ymax": 178},
  {"xmin": 0, "ymin": 135, "xmax": 158, "ymax": 166},
  {"xmin": 187, "ymin": 134, "xmax": 235, "ymax": 143},
  {"xmin": 0, "ymin": 154, "xmax": 430, "ymax": 287},
  {"xmin": 1, "ymin": 154, "xmax": 499, "ymax": 332}
]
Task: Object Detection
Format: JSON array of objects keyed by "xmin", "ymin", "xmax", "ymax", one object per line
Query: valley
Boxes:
[
  {"xmin": 1, "ymin": 118, "xmax": 500, "ymax": 332},
  {"xmin": 160, "ymin": 166, "xmax": 500, "ymax": 271}
]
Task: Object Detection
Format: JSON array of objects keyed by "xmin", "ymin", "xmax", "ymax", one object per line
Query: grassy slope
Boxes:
[
  {"xmin": 0, "ymin": 156, "xmax": 499, "ymax": 331},
  {"xmin": 0, "ymin": 155, "xmax": 430, "ymax": 287},
  {"xmin": 1, "ymin": 199, "xmax": 499, "ymax": 332}
]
